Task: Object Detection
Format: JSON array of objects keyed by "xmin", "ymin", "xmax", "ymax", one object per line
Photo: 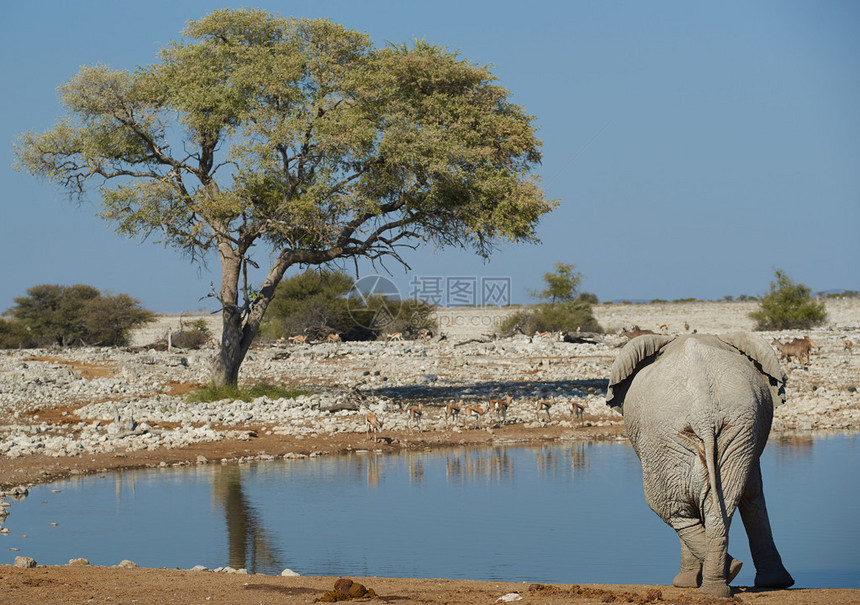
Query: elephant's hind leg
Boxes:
[
  {"xmin": 674, "ymin": 522, "xmax": 742, "ymax": 592},
  {"xmin": 739, "ymin": 461, "xmax": 795, "ymax": 589}
]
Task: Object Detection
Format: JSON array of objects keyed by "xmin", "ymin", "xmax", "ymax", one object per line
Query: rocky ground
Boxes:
[{"xmin": 0, "ymin": 299, "xmax": 857, "ymax": 603}]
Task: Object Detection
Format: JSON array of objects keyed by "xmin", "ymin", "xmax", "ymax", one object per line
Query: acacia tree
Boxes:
[
  {"xmin": 532, "ymin": 262, "xmax": 582, "ymax": 304},
  {"xmin": 15, "ymin": 9, "xmax": 556, "ymax": 385}
]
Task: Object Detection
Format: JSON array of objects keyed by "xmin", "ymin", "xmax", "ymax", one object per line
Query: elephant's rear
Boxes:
[
  {"xmin": 617, "ymin": 335, "xmax": 776, "ymax": 520},
  {"xmin": 606, "ymin": 333, "xmax": 792, "ymax": 596}
]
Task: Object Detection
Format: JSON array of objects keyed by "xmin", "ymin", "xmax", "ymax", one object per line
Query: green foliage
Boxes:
[
  {"xmin": 532, "ymin": 263, "xmax": 582, "ymax": 303},
  {"xmin": 350, "ymin": 296, "xmax": 438, "ymax": 339},
  {"xmin": 260, "ymin": 269, "xmax": 437, "ymax": 340},
  {"xmin": 0, "ymin": 318, "xmax": 35, "ymax": 349},
  {"xmin": 187, "ymin": 382, "xmax": 309, "ymax": 403},
  {"xmin": 749, "ymin": 269, "xmax": 827, "ymax": 331},
  {"xmin": 9, "ymin": 284, "xmax": 154, "ymax": 347},
  {"xmin": 506, "ymin": 262, "xmax": 600, "ymax": 335},
  {"xmin": 259, "ymin": 269, "xmax": 355, "ymax": 339},
  {"xmin": 170, "ymin": 319, "xmax": 213, "ymax": 350},
  {"xmin": 82, "ymin": 293, "xmax": 156, "ymax": 346},
  {"xmin": 821, "ymin": 290, "xmax": 859, "ymax": 299},
  {"xmin": 500, "ymin": 301, "xmax": 602, "ymax": 336}
]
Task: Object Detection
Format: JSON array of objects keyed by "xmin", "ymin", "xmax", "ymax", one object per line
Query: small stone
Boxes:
[
  {"xmin": 190, "ymin": 565, "xmax": 209, "ymax": 572},
  {"xmin": 117, "ymin": 560, "xmax": 138, "ymax": 568},
  {"xmin": 281, "ymin": 568, "xmax": 300, "ymax": 577},
  {"xmin": 14, "ymin": 556, "xmax": 37, "ymax": 568},
  {"xmin": 68, "ymin": 558, "xmax": 90, "ymax": 566}
]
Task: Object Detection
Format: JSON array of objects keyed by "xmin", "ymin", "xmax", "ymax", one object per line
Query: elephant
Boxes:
[{"xmin": 606, "ymin": 333, "xmax": 795, "ymax": 598}]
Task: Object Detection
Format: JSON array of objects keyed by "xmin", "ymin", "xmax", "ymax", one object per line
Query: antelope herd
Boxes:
[{"xmin": 355, "ymin": 392, "xmax": 592, "ymax": 440}]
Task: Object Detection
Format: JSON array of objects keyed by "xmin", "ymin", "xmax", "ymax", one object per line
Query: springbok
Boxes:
[
  {"xmin": 535, "ymin": 397, "xmax": 553, "ymax": 422},
  {"xmin": 386, "ymin": 332, "xmax": 403, "ymax": 342},
  {"xmin": 406, "ymin": 405, "xmax": 423, "ymax": 431},
  {"xmin": 535, "ymin": 331, "xmax": 552, "ymax": 339},
  {"xmin": 365, "ymin": 412, "xmax": 383, "ymax": 441},
  {"xmin": 444, "ymin": 401, "xmax": 461, "ymax": 425},
  {"xmin": 288, "ymin": 334, "xmax": 307, "ymax": 345},
  {"xmin": 463, "ymin": 404, "xmax": 486, "ymax": 428},
  {"xmin": 488, "ymin": 395, "xmax": 512, "ymax": 423},
  {"xmin": 845, "ymin": 339, "xmax": 854, "ymax": 352},
  {"xmin": 571, "ymin": 400, "xmax": 585, "ymax": 425},
  {"xmin": 325, "ymin": 333, "xmax": 341, "ymax": 343}
]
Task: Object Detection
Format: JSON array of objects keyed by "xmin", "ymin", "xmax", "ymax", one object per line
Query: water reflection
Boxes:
[{"xmin": 211, "ymin": 466, "xmax": 284, "ymax": 573}]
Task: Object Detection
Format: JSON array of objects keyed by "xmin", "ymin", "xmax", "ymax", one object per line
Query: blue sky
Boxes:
[{"xmin": 2, "ymin": 1, "xmax": 858, "ymax": 313}]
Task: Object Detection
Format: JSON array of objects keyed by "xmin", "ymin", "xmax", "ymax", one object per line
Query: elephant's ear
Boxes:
[
  {"xmin": 606, "ymin": 335, "xmax": 676, "ymax": 412},
  {"xmin": 717, "ymin": 332, "xmax": 788, "ymax": 406}
]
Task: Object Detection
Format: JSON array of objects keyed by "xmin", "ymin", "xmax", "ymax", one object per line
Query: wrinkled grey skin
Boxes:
[{"xmin": 607, "ymin": 333, "xmax": 794, "ymax": 598}]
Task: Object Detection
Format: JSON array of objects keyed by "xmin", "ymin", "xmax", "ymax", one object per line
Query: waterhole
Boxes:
[{"xmin": 3, "ymin": 434, "xmax": 858, "ymax": 588}]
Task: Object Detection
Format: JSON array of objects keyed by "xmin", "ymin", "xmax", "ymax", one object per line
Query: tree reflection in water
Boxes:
[{"xmin": 211, "ymin": 465, "xmax": 285, "ymax": 573}]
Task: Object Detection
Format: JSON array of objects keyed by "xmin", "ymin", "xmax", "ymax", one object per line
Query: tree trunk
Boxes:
[
  {"xmin": 211, "ymin": 241, "xmax": 246, "ymax": 387},
  {"xmin": 209, "ymin": 239, "xmax": 301, "ymax": 387}
]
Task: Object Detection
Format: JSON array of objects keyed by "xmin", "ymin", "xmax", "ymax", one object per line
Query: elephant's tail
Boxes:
[{"xmin": 702, "ymin": 427, "xmax": 729, "ymax": 529}]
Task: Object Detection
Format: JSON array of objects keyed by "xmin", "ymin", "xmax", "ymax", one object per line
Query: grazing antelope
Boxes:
[
  {"xmin": 288, "ymin": 334, "xmax": 307, "ymax": 345},
  {"xmin": 658, "ymin": 324, "xmax": 669, "ymax": 334},
  {"xmin": 444, "ymin": 401, "xmax": 461, "ymax": 425},
  {"xmin": 406, "ymin": 405, "xmax": 423, "ymax": 431},
  {"xmin": 365, "ymin": 412, "xmax": 383, "ymax": 441},
  {"xmin": 535, "ymin": 331, "xmax": 552, "ymax": 339},
  {"xmin": 386, "ymin": 332, "xmax": 403, "ymax": 342},
  {"xmin": 771, "ymin": 337, "xmax": 814, "ymax": 368},
  {"xmin": 845, "ymin": 339, "xmax": 853, "ymax": 352},
  {"xmin": 325, "ymin": 333, "xmax": 341, "ymax": 343},
  {"xmin": 488, "ymin": 395, "xmax": 512, "ymax": 423},
  {"xmin": 535, "ymin": 397, "xmax": 553, "ymax": 422},
  {"xmin": 417, "ymin": 329, "xmax": 432, "ymax": 341},
  {"xmin": 463, "ymin": 404, "xmax": 486, "ymax": 428},
  {"xmin": 571, "ymin": 400, "xmax": 585, "ymax": 425}
]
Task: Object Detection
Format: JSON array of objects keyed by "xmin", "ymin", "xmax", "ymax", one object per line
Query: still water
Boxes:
[{"xmin": 3, "ymin": 434, "xmax": 859, "ymax": 588}]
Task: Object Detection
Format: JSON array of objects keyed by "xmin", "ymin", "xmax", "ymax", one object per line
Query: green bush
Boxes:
[
  {"xmin": 168, "ymin": 318, "xmax": 213, "ymax": 349},
  {"xmin": 259, "ymin": 269, "xmax": 437, "ymax": 341},
  {"xmin": 0, "ymin": 318, "xmax": 35, "ymax": 349},
  {"xmin": 504, "ymin": 262, "xmax": 602, "ymax": 336},
  {"xmin": 8, "ymin": 284, "xmax": 154, "ymax": 347},
  {"xmin": 348, "ymin": 295, "xmax": 437, "ymax": 339},
  {"xmin": 258, "ymin": 269, "xmax": 355, "ymax": 340},
  {"xmin": 500, "ymin": 301, "xmax": 602, "ymax": 336},
  {"xmin": 749, "ymin": 269, "xmax": 827, "ymax": 331}
]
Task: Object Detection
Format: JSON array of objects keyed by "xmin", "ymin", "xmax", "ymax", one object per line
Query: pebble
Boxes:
[{"xmin": 14, "ymin": 556, "xmax": 37, "ymax": 568}]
